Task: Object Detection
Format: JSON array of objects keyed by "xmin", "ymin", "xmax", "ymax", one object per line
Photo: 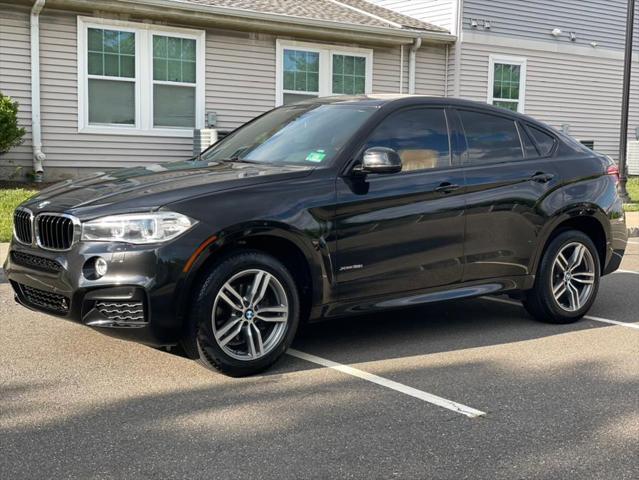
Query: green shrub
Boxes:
[{"xmin": 0, "ymin": 92, "xmax": 26, "ymax": 154}]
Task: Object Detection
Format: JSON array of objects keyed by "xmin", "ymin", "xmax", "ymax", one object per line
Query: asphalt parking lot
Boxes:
[{"xmin": 1, "ymin": 241, "xmax": 638, "ymax": 480}]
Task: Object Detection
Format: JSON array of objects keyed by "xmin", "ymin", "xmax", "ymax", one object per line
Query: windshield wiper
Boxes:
[{"xmin": 221, "ymin": 157, "xmax": 262, "ymax": 164}]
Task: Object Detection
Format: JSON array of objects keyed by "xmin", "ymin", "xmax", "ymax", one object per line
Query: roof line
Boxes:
[
  {"xmin": 98, "ymin": 0, "xmax": 456, "ymax": 42},
  {"xmin": 325, "ymin": 0, "xmax": 403, "ymax": 29}
]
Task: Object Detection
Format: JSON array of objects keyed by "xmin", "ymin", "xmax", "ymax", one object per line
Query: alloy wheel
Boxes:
[
  {"xmin": 211, "ymin": 269, "xmax": 289, "ymax": 361},
  {"xmin": 550, "ymin": 242, "xmax": 596, "ymax": 312}
]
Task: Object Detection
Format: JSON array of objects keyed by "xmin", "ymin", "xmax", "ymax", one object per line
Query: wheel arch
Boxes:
[
  {"xmin": 530, "ymin": 206, "xmax": 610, "ymax": 276},
  {"xmin": 175, "ymin": 221, "xmax": 330, "ymax": 339}
]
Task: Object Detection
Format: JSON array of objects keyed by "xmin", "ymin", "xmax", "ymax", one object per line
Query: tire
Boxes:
[
  {"xmin": 523, "ymin": 230, "xmax": 600, "ymax": 324},
  {"xmin": 191, "ymin": 250, "xmax": 300, "ymax": 377}
]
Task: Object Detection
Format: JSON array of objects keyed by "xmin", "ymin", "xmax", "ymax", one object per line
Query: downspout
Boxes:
[
  {"xmin": 30, "ymin": 0, "xmax": 46, "ymax": 182},
  {"xmin": 399, "ymin": 45, "xmax": 404, "ymax": 93},
  {"xmin": 408, "ymin": 37, "xmax": 422, "ymax": 95}
]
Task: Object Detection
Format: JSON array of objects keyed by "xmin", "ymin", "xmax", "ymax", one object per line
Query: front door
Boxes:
[{"xmin": 334, "ymin": 107, "xmax": 466, "ymax": 301}]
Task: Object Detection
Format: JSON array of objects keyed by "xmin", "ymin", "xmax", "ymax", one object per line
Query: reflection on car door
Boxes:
[
  {"xmin": 456, "ymin": 108, "xmax": 563, "ymax": 281},
  {"xmin": 334, "ymin": 107, "xmax": 466, "ymax": 300}
]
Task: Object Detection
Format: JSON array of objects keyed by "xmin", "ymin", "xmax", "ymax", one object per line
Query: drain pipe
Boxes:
[
  {"xmin": 30, "ymin": 0, "xmax": 46, "ymax": 182},
  {"xmin": 408, "ymin": 37, "xmax": 422, "ymax": 95}
]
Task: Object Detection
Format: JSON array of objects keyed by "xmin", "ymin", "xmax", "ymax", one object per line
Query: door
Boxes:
[
  {"xmin": 455, "ymin": 108, "xmax": 563, "ymax": 281},
  {"xmin": 334, "ymin": 107, "xmax": 466, "ymax": 300}
]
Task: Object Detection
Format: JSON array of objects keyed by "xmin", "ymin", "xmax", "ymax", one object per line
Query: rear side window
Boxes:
[
  {"xmin": 527, "ymin": 125, "xmax": 556, "ymax": 156},
  {"xmin": 458, "ymin": 110, "xmax": 523, "ymax": 164},
  {"xmin": 364, "ymin": 108, "xmax": 451, "ymax": 171}
]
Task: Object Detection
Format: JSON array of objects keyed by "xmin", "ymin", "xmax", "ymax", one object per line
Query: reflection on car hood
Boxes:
[{"xmin": 22, "ymin": 160, "xmax": 313, "ymax": 218}]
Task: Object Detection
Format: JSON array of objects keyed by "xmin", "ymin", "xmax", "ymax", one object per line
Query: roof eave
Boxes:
[{"xmin": 47, "ymin": 0, "xmax": 456, "ymax": 45}]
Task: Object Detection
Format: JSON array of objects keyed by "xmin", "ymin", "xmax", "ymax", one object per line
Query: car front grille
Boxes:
[
  {"xmin": 10, "ymin": 251, "xmax": 63, "ymax": 273},
  {"xmin": 36, "ymin": 214, "xmax": 75, "ymax": 250},
  {"xmin": 95, "ymin": 301, "xmax": 145, "ymax": 323},
  {"xmin": 17, "ymin": 283, "xmax": 70, "ymax": 314},
  {"xmin": 13, "ymin": 209, "xmax": 33, "ymax": 245}
]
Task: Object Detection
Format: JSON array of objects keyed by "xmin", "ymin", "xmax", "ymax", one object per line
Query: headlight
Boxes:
[{"xmin": 81, "ymin": 212, "xmax": 197, "ymax": 244}]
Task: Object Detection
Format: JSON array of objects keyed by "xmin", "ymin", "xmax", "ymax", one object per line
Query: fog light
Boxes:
[{"xmin": 95, "ymin": 257, "xmax": 108, "ymax": 277}]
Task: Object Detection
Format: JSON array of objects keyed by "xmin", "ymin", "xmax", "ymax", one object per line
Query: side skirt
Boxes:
[{"xmin": 312, "ymin": 275, "xmax": 535, "ymax": 321}]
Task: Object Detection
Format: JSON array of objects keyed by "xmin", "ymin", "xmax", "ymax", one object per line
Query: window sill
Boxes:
[{"xmin": 78, "ymin": 126, "xmax": 195, "ymax": 138}]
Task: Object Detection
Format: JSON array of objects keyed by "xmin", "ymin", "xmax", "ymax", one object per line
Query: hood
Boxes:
[{"xmin": 23, "ymin": 159, "xmax": 313, "ymax": 219}]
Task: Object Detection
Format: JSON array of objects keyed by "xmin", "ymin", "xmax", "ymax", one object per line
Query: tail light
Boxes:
[{"xmin": 607, "ymin": 164, "xmax": 620, "ymax": 184}]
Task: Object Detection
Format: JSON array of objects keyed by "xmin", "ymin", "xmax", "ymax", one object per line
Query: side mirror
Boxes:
[{"xmin": 353, "ymin": 147, "xmax": 402, "ymax": 175}]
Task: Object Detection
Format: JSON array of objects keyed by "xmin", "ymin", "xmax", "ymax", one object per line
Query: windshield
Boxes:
[{"xmin": 202, "ymin": 104, "xmax": 376, "ymax": 167}]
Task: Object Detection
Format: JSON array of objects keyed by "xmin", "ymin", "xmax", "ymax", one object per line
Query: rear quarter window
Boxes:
[{"xmin": 527, "ymin": 125, "xmax": 556, "ymax": 156}]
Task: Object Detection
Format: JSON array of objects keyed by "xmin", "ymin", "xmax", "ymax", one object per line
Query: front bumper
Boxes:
[{"xmin": 3, "ymin": 239, "xmax": 188, "ymax": 347}]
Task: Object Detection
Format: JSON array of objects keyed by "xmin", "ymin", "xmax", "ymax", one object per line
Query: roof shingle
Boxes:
[{"xmin": 173, "ymin": 0, "xmax": 449, "ymax": 33}]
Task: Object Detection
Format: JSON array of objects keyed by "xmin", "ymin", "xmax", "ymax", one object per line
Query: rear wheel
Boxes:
[
  {"xmin": 523, "ymin": 230, "xmax": 600, "ymax": 324},
  {"xmin": 192, "ymin": 251, "xmax": 299, "ymax": 376}
]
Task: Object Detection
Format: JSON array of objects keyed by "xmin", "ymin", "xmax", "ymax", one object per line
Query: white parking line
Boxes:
[
  {"xmin": 482, "ymin": 296, "xmax": 639, "ymax": 330},
  {"xmin": 287, "ymin": 348, "xmax": 486, "ymax": 418},
  {"xmin": 614, "ymin": 269, "xmax": 639, "ymax": 275}
]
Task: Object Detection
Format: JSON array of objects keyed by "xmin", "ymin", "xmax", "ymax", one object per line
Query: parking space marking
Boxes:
[
  {"xmin": 287, "ymin": 348, "xmax": 486, "ymax": 418},
  {"xmin": 482, "ymin": 296, "xmax": 639, "ymax": 330},
  {"xmin": 614, "ymin": 269, "xmax": 639, "ymax": 275}
]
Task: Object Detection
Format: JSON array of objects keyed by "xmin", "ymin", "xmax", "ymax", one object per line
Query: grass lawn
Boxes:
[
  {"xmin": 625, "ymin": 176, "xmax": 639, "ymax": 212},
  {"xmin": 0, "ymin": 187, "xmax": 38, "ymax": 242}
]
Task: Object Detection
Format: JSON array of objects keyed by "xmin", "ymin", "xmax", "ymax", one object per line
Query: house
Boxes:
[
  {"xmin": 371, "ymin": 0, "xmax": 639, "ymax": 174},
  {"xmin": 1, "ymin": 0, "xmax": 638, "ymax": 181},
  {"xmin": 0, "ymin": 0, "xmax": 454, "ymax": 181}
]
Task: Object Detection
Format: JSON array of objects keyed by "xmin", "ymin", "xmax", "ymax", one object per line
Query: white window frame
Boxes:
[
  {"xmin": 275, "ymin": 39, "xmax": 373, "ymax": 106},
  {"xmin": 77, "ymin": 16, "xmax": 205, "ymax": 137},
  {"xmin": 487, "ymin": 54, "xmax": 527, "ymax": 114}
]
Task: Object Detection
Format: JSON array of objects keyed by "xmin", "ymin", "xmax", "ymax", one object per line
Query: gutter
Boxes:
[
  {"xmin": 30, "ymin": 0, "xmax": 46, "ymax": 182},
  {"xmin": 54, "ymin": 0, "xmax": 456, "ymax": 45},
  {"xmin": 408, "ymin": 37, "xmax": 422, "ymax": 94}
]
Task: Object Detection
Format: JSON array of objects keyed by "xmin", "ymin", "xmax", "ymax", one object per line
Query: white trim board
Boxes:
[{"xmin": 463, "ymin": 31, "xmax": 639, "ymax": 62}]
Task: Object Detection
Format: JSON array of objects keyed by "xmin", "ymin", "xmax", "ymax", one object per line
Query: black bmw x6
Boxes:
[{"xmin": 5, "ymin": 96, "xmax": 627, "ymax": 376}]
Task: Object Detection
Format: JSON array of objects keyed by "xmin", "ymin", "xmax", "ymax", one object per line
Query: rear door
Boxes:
[
  {"xmin": 455, "ymin": 108, "xmax": 563, "ymax": 282},
  {"xmin": 334, "ymin": 106, "xmax": 466, "ymax": 300}
]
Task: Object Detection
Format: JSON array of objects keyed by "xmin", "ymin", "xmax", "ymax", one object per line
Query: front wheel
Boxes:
[
  {"xmin": 523, "ymin": 230, "xmax": 600, "ymax": 324},
  {"xmin": 192, "ymin": 251, "xmax": 300, "ymax": 377}
]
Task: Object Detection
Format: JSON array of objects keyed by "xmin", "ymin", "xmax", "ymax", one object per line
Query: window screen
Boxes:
[
  {"xmin": 365, "ymin": 108, "xmax": 451, "ymax": 171},
  {"xmin": 332, "ymin": 54, "xmax": 366, "ymax": 95},
  {"xmin": 87, "ymin": 28, "xmax": 135, "ymax": 125},
  {"xmin": 152, "ymin": 35, "xmax": 196, "ymax": 128},
  {"xmin": 282, "ymin": 49, "xmax": 320, "ymax": 105},
  {"xmin": 459, "ymin": 110, "xmax": 523, "ymax": 164}
]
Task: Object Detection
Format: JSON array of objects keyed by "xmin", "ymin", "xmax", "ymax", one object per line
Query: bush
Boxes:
[{"xmin": 0, "ymin": 92, "xmax": 26, "ymax": 154}]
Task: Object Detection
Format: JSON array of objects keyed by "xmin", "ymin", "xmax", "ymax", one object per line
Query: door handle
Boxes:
[
  {"xmin": 530, "ymin": 172, "xmax": 555, "ymax": 183},
  {"xmin": 434, "ymin": 182, "xmax": 461, "ymax": 193}
]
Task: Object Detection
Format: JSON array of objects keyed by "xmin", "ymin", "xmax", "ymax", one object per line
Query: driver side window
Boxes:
[{"xmin": 364, "ymin": 108, "xmax": 451, "ymax": 172}]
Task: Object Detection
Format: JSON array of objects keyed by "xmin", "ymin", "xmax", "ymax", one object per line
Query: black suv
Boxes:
[{"xmin": 5, "ymin": 96, "xmax": 627, "ymax": 376}]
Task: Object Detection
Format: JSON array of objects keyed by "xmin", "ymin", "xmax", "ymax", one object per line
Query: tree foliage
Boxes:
[{"xmin": 0, "ymin": 92, "xmax": 26, "ymax": 154}]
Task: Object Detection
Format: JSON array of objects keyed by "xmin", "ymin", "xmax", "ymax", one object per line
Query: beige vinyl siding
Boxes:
[
  {"xmin": 205, "ymin": 30, "xmax": 276, "ymax": 130},
  {"xmin": 373, "ymin": 46, "xmax": 404, "ymax": 94},
  {"xmin": 1, "ymin": 6, "xmax": 448, "ymax": 175},
  {"xmin": 0, "ymin": 7, "xmax": 33, "ymax": 170},
  {"xmin": 415, "ymin": 45, "xmax": 447, "ymax": 96},
  {"xmin": 37, "ymin": 10, "xmax": 193, "ymax": 170},
  {"xmin": 457, "ymin": 42, "xmax": 639, "ymax": 161}
]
